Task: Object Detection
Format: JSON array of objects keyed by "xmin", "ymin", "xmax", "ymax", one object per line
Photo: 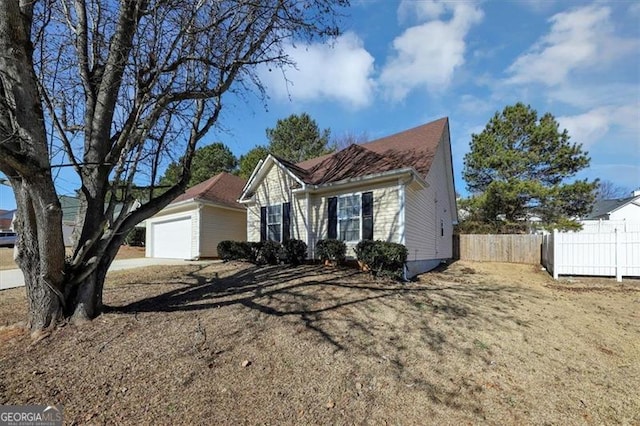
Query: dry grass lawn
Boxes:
[
  {"xmin": 0, "ymin": 245, "xmax": 145, "ymax": 270},
  {"xmin": 0, "ymin": 260, "xmax": 638, "ymax": 424}
]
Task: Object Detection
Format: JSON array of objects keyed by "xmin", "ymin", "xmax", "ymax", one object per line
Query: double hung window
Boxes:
[
  {"xmin": 338, "ymin": 194, "xmax": 361, "ymax": 242},
  {"xmin": 267, "ymin": 205, "xmax": 281, "ymax": 242}
]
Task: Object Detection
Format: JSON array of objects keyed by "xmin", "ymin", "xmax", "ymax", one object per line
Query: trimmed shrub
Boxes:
[
  {"xmin": 217, "ymin": 240, "xmax": 235, "ymax": 260},
  {"xmin": 217, "ymin": 240, "xmax": 252, "ymax": 261},
  {"xmin": 315, "ymin": 239, "xmax": 346, "ymax": 264},
  {"xmin": 353, "ymin": 240, "xmax": 376, "ymax": 266},
  {"xmin": 257, "ymin": 240, "xmax": 281, "ymax": 265},
  {"xmin": 280, "ymin": 239, "xmax": 308, "ymax": 265},
  {"xmin": 355, "ymin": 240, "xmax": 408, "ymax": 280},
  {"xmin": 124, "ymin": 227, "xmax": 146, "ymax": 247},
  {"xmin": 246, "ymin": 241, "xmax": 262, "ymax": 264},
  {"xmin": 217, "ymin": 239, "xmax": 307, "ymax": 266}
]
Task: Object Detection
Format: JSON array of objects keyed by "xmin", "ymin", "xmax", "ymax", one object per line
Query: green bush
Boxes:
[
  {"xmin": 257, "ymin": 240, "xmax": 281, "ymax": 265},
  {"xmin": 246, "ymin": 241, "xmax": 262, "ymax": 263},
  {"xmin": 315, "ymin": 239, "xmax": 346, "ymax": 263},
  {"xmin": 217, "ymin": 240, "xmax": 250, "ymax": 261},
  {"xmin": 217, "ymin": 240, "xmax": 235, "ymax": 260},
  {"xmin": 355, "ymin": 240, "xmax": 408, "ymax": 280},
  {"xmin": 218, "ymin": 240, "xmax": 309, "ymax": 266},
  {"xmin": 280, "ymin": 239, "xmax": 308, "ymax": 265},
  {"xmin": 125, "ymin": 227, "xmax": 146, "ymax": 247}
]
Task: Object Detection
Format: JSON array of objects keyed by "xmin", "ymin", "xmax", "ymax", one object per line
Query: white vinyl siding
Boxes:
[
  {"xmin": 246, "ymin": 162, "xmax": 307, "ymax": 243},
  {"xmin": 404, "ymin": 133, "xmax": 454, "ymax": 261},
  {"xmin": 199, "ymin": 205, "xmax": 247, "ymax": 257},
  {"xmin": 147, "ymin": 202, "xmax": 246, "ymax": 259},
  {"xmin": 608, "ymin": 200, "xmax": 640, "ymax": 221},
  {"xmin": 309, "ymin": 181, "xmax": 400, "ymax": 256},
  {"xmin": 405, "ymin": 182, "xmax": 436, "ymax": 260}
]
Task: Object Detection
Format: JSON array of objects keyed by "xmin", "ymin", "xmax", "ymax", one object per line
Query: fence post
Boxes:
[
  {"xmin": 552, "ymin": 229, "xmax": 559, "ymax": 280},
  {"xmin": 615, "ymin": 228, "xmax": 622, "ymax": 282}
]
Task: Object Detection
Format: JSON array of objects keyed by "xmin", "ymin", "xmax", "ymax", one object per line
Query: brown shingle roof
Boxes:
[
  {"xmin": 304, "ymin": 144, "xmax": 401, "ymax": 184},
  {"xmin": 172, "ymin": 172, "xmax": 246, "ymax": 210},
  {"xmin": 296, "ymin": 117, "xmax": 448, "ymax": 184}
]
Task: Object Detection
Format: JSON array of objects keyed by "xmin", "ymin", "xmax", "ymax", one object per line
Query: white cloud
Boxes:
[
  {"xmin": 547, "ymin": 82, "xmax": 639, "ymax": 110},
  {"xmin": 397, "ymin": 0, "xmax": 448, "ymax": 22},
  {"xmin": 380, "ymin": 1, "xmax": 483, "ymax": 101},
  {"xmin": 518, "ymin": 0, "xmax": 558, "ymax": 13},
  {"xmin": 558, "ymin": 104, "xmax": 640, "ymax": 149},
  {"xmin": 507, "ymin": 5, "xmax": 638, "ymax": 86},
  {"xmin": 558, "ymin": 108, "xmax": 611, "ymax": 148},
  {"xmin": 260, "ymin": 32, "xmax": 375, "ymax": 108},
  {"xmin": 457, "ymin": 94, "xmax": 494, "ymax": 115}
]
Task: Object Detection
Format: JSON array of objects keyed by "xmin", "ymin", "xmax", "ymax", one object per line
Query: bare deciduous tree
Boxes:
[
  {"xmin": 596, "ymin": 180, "xmax": 631, "ymax": 201},
  {"xmin": 0, "ymin": 0, "xmax": 347, "ymax": 332},
  {"xmin": 333, "ymin": 130, "xmax": 368, "ymax": 151}
]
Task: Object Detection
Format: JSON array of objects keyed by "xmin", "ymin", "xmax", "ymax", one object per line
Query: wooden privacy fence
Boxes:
[
  {"xmin": 542, "ymin": 229, "xmax": 640, "ymax": 282},
  {"xmin": 454, "ymin": 234, "xmax": 542, "ymax": 264}
]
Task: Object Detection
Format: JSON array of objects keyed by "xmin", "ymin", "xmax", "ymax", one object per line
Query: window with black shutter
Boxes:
[
  {"xmin": 282, "ymin": 202, "xmax": 291, "ymax": 241},
  {"xmin": 328, "ymin": 197, "xmax": 337, "ymax": 239},
  {"xmin": 362, "ymin": 191, "xmax": 373, "ymax": 240},
  {"xmin": 260, "ymin": 206, "xmax": 267, "ymax": 241}
]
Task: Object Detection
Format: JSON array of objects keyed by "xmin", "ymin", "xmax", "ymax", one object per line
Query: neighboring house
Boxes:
[
  {"xmin": 146, "ymin": 172, "xmax": 247, "ymax": 259},
  {"xmin": 60, "ymin": 195, "xmax": 145, "ymax": 247},
  {"xmin": 0, "ymin": 209, "xmax": 16, "ymax": 230},
  {"xmin": 3, "ymin": 195, "xmax": 145, "ymax": 247},
  {"xmin": 582, "ymin": 190, "xmax": 640, "ymax": 222},
  {"xmin": 60, "ymin": 195, "xmax": 81, "ymax": 246},
  {"xmin": 239, "ymin": 117, "xmax": 458, "ymax": 278}
]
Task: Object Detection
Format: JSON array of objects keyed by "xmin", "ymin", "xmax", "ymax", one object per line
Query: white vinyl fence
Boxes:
[{"xmin": 542, "ymin": 226, "xmax": 640, "ymax": 282}]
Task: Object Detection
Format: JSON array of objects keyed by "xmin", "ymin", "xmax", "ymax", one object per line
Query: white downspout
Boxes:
[
  {"xmin": 398, "ymin": 178, "xmax": 407, "ymax": 281},
  {"xmin": 306, "ymin": 190, "xmax": 313, "ymax": 259}
]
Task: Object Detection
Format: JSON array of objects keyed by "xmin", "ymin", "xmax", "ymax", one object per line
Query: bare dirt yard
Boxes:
[
  {"xmin": 0, "ymin": 261, "xmax": 638, "ymax": 424},
  {"xmin": 0, "ymin": 245, "xmax": 145, "ymax": 271}
]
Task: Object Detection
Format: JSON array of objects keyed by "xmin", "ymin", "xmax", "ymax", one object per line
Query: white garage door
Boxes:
[{"xmin": 151, "ymin": 216, "xmax": 192, "ymax": 259}]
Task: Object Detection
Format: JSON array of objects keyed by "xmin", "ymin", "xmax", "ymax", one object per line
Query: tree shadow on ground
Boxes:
[{"xmin": 106, "ymin": 261, "xmax": 537, "ymax": 416}]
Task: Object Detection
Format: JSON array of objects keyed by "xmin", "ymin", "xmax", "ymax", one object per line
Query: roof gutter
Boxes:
[
  {"xmin": 292, "ymin": 167, "xmax": 427, "ymax": 195},
  {"xmin": 161, "ymin": 197, "xmax": 245, "ymax": 212}
]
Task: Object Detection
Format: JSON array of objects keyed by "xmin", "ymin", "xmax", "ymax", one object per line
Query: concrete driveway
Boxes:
[{"xmin": 0, "ymin": 258, "xmax": 216, "ymax": 291}]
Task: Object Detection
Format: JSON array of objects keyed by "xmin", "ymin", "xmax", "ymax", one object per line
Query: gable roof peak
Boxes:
[{"xmin": 296, "ymin": 116, "xmax": 448, "ymax": 182}]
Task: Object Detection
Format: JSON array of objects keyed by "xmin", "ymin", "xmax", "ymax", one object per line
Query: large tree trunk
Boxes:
[
  {"xmin": 68, "ymin": 232, "xmax": 123, "ymax": 322},
  {"xmin": 12, "ymin": 178, "xmax": 67, "ymax": 331},
  {"xmin": 0, "ymin": 1, "xmax": 67, "ymax": 332}
]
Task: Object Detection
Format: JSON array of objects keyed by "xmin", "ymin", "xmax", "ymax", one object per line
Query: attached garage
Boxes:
[
  {"xmin": 145, "ymin": 172, "xmax": 247, "ymax": 259},
  {"xmin": 150, "ymin": 216, "xmax": 193, "ymax": 259}
]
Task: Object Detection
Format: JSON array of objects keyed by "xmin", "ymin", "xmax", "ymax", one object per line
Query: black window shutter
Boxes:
[
  {"xmin": 362, "ymin": 191, "xmax": 373, "ymax": 240},
  {"xmin": 260, "ymin": 206, "xmax": 267, "ymax": 242},
  {"xmin": 282, "ymin": 202, "xmax": 291, "ymax": 242},
  {"xmin": 328, "ymin": 197, "xmax": 337, "ymax": 239}
]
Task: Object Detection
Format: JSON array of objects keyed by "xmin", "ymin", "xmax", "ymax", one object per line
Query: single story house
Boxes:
[
  {"xmin": 60, "ymin": 195, "xmax": 81, "ymax": 246},
  {"xmin": 582, "ymin": 190, "xmax": 640, "ymax": 222},
  {"xmin": 0, "ymin": 209, "xmax": 15, "ymax": 230},
  {"xmin": 239, "ymin": 117, "xmax": 458, "ymax": 278},
  {"xmin": 146, "ymin": 172, "xmax": 247, "ymax": 259},
  {"xmin": 579, "ymin": 190, "xmax": 640, "ymax": 233}
]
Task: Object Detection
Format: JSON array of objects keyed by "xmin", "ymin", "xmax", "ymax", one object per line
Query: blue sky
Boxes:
[{"xmin": 1, "ymin": 0, "xmax": 639, "ymax": 210}]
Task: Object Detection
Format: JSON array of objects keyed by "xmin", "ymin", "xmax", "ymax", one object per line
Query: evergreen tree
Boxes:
[
  {"xmin": 161, "ymin": 143, "xmax": 237, "ymax": 187},
  {"xmin": 463, "ymin": 103, "xmax": 597, "ymax": 231},
  {"xmin": 237, "ymin": 146, "xmax": 270, "ymax": 179},
  {"xmin": 266, "ymin": 113, "xmax": 334, "ymax": 163}
]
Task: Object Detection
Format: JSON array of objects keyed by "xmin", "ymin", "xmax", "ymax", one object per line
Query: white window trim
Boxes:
[
  {"xmin": 337, "ymin": 192, "xmax": 362, "ymax": 242},
  {"xmin": 267, "ymin": 204, "xmax": 282, "ymax": 242}
]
